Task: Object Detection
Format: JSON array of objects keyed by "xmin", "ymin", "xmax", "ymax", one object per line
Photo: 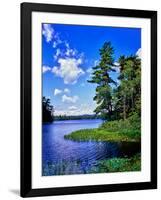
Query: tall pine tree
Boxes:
[
  {"xmin": 114, "ymin": 55, "xmax": 141, "ymax": 120},
  {"xmin": 88, "ymin": 42, "xmax": 116, "ymax": 120}
]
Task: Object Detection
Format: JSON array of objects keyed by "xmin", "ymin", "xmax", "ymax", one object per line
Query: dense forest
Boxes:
[{"xmin": 88, "ymin": 41, "xmax": 141, "ymax": 122}]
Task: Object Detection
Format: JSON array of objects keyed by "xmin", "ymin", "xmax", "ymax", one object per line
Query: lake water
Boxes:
[{"xmin": 42, "ymin": 119, "xmax": 140, "ymax": 176}]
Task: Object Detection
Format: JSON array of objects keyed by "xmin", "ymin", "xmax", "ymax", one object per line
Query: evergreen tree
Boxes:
[
  {"xmin": 114, "ymin": 55, "xmax": 141, "ymax": 120},
  {"xmin": 88, "ymin": 42, "xmax": 116, "ymax": 120},
  {"xmin": 42, "ymin": 96, "xmax": 54, "ymax": 123}
]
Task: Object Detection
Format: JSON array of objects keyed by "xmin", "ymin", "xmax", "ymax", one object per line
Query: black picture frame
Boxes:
[{"xmin": 21, "ymin": 2, "xmax": 157, "ymax": 197}]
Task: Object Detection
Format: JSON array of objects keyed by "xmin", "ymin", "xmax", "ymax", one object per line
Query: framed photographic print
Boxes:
[{"xmin": 21, "ymin": 2, "xmax": 157, "ymax": 197}]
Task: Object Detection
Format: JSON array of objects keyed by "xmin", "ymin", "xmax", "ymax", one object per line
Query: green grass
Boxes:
[
  {"xmin": 64, "ymin": 114, "xmax": 141, "ymax": 142},
  {"xmin": 64, "ymin": 128, "xmax": 139, "ymax": 142},
  {"xmin": 100, "ymin": 114, "xmax": 141, "ymax": 139},
  {"xmin": 90, "ymin": 154, "xmax": 141, "ymax": 173}
]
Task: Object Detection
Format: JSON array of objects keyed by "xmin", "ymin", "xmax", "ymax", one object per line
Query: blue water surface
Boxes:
[{"xmin": 42, "ymin": 119, "xmax": 140, "ymax": 175}]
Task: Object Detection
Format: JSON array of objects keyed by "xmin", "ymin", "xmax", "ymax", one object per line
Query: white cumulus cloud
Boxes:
[
  {"xmin": 64, "ymin": 88, "xmax": 70, "ymax": 94},
  {"xmin": 52, "ymin": 58, "xmax": 85, "ymax": 84},
  {"xmin": 42, "ymin": 24, "xmax": 54, "ymax": 43},
  {"xmin": 54, "ymin": 89, "xmax": 62, "ymax": 96},
  {"xmin": 62, "ymin": 94, "xmax": 79, "ymax": 103},
  {"xmin": 43, "ymin": 65, "xmax": 51, "ymax": 73}
]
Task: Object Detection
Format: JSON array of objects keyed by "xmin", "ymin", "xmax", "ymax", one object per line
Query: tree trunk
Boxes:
[
  {"xmin": 131, "ymin": 88, "xmax": 134, "ymax": 110},
  {"xmin": 123, "ymin": 95, "xmax": 126, "ymax": 120}
]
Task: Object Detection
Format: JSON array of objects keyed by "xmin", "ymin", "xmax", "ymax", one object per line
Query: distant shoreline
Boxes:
[
  {"xmin": 53, "ymin": 114, "xmax": 102, "ymax": 121},
  {"xmin": 43, "ymin": 118, "xmax": 102, "ymax": 124}
]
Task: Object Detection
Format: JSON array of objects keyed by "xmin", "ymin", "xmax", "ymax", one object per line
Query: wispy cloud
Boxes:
[
  {"xmin": 42, "ymin": 24, "xmax": 54, "ymax": 43},
  {"xmin": 68, "ymin": 106, "xmax": 77, "ymax": 110},
  {"xmin": 86, "ymin": 67, "xmax": 93, "ymax": 74},
  {"xmin": 42, "ymin": 24, "xmax": 63, "ymax": 48},
  {"xmin": 64, "ymin": 88, "xmax": 70, "ymax": 94},
  {"xmin": 42, "ymin": 24, "xmax": 85, "ymax": 85},
  {"xmin": 64, "ymin": 41, "xmax": 77, "ymax": 57},
  {"xmin": 53, "ymin": 40, "xmax": 82, "ymax": 62},
  {"xmin": 54, "ymin": 88, "xmax": 70, "ymax": 96},
  {"xmin": 43, "ymin": 65, "xmax": 51, "ymax": 73},
  {"xmin": 52, "ymin": 58, "xmax": 85, "ymax": 84},
  {"xmin": 52, "ymin": 33, "xmax": 62, "ymax": 48},
  {"xmin": 94, "ymin": 60, "xmax": 99, "ymax": 66},
  {"xmin": 50, "ymin": 28, "xmax": 85, "ymax": 85},
  {"xmin": 62, "ymin": 94, "xmax": 79, "ymax": 103},
  {"xmin": 53, "ymin": 48, "xmax": 62, "ymax": 60},
  {"xmin": 54, "ymin": 88, "xmax": 62, "ymax": 96}
]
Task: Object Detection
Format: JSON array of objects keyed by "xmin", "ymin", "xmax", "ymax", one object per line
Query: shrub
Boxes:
[{"xmin": 100, "ymin": 113, "xmax": 141, "ymax": 139}]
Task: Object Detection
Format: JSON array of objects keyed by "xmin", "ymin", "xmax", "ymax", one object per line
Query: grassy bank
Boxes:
[
  {"xmin": 90, "ymin": 154, "xmax": 141, "ymax": 173},
  {"xmin": 64, "ymin": 128, "xmax": 139, "ymax": 142},
  {"xmin": 64, "ymin": 115, "xmax": 141, "ymax": 142}
]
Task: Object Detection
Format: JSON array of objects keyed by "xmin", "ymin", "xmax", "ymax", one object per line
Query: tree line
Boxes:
[
  {"xmin": 43, "ymin": 96, "xmax": 54, "ymax": 123},
  {"xmin": 88, "ymin": 42, "xmax": 141, "ymax": 121},
  {"xmin": 54, "ymin": 114, "xmax": 100, "ymax": 121}
]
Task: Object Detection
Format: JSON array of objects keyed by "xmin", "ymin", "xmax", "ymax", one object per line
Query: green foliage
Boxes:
[
  {"xmin": 88, "ymin": 42, "xmax": 116, "ymax": 120},
  {"xmin": 90, "ymin": 154, "xmax": 141, "ymax": 173},
  {"xmin": 64, "ymin": 128, "xmax": 137, "ymax": 142},
  {"xmin": 88, "ymin": 41, "xmax": 141, "ymax": 122},
  {"xmin": 114, "ymin": 55, "xmax": 141, "ymax": 120},
  {"xmin": 64, "ymin": 112, "xmax": 141, "ymax": 142},
  {"xmin": 100, "ymin": 113, "xmax": 141, "ymax": 139}
]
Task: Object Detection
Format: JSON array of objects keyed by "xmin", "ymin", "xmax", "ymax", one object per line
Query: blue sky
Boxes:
[{"xmin": 42, "ymin": 23, "xmax": 141, "ymax": 116}]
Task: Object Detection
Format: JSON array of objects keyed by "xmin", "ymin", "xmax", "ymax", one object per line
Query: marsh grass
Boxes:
[
  {"xmin": 64, "ymin": 115, "xmax": 141, "ymax": 142},
  {"xmin": 64, "ymin": 128, "xmax": 139, "ymax": 142},
  {"xmin": 42, "ymin": 154, "xmax": 141, "ymax": 176},
  {"xmin": 42, "ymin": 160, "xmax": 84, "ymax": 176},
  {"xmin": 90, "ymin": 154, "xmax": 141, "ymax": 173}
]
